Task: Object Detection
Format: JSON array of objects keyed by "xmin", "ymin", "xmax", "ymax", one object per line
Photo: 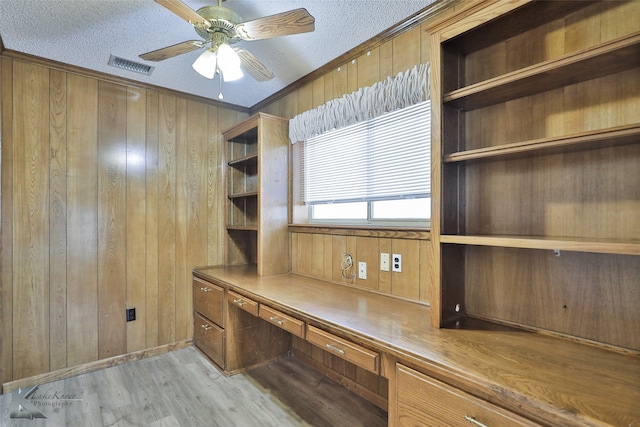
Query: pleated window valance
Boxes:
[{"xmin": 289, "ymin": 62, "xmax": 430, "ymax": 143}]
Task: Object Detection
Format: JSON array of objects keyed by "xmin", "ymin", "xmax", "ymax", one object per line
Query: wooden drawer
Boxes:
[
  {"xmin": 307, "ymin": 325, "xmax": 379, "ymax": 374},
  {"xmin": 194, "ymin": 312, "xmax": 224, "ymax": 369},
  {"xmin": 193, "ymin": 277, "xmax": 224, "ymax": 327},
  {"xmin": 259, "ymin": 305, "xmax": 305, "ymax": 338},
  {"xmin": 227, "ymin": 290, "xmax": 258, "ymax": 317},
  {"xmin": 395, "ymin": 364, "xmax": 539, "ymax": 426}
]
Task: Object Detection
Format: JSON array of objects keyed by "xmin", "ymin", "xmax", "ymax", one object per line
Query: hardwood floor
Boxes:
[{"xmin": 0, "ymin": 346, "xmax": 387, "ymax": 427}]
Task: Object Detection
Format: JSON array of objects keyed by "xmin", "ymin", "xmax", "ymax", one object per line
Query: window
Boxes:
[{"xmin": 300, "ymin": 100, "xmax": 430, "ymax": 226}]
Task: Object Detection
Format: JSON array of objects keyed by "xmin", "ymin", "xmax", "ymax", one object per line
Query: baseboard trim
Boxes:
[{"xmin": 2, "ymin": 340, "xmax": 192, "ymax": 394}]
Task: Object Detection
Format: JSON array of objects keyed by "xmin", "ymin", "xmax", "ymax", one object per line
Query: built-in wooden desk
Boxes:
[{"xmin": 193, "ymin": 265, "xmax": 640, "ymax": 427}]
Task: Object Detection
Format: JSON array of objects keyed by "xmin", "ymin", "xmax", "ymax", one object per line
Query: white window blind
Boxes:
[{"xmin": 302, "ymin": 100, "xmax": 430, "ymax": 204}]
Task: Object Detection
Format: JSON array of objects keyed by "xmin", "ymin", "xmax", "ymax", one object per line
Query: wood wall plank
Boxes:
[
  {"xmin": 0, "ymin": 57, "xmax": 14, "ymax": 385},
  {"xmin": 207, "ymin": 105, "xmax": 222, "ymax": 266},
  {"xmin": 175, "ymin": 98, "xmax": 189, "ymax": 342},
  {"xmin": 389, "ymin": 239, "xmax": 420, "ymax": 300},
  {"xmin": 357, "ymin": 47, "xmax": 380, "ymax": 88},
  {"xmin": 311, "ymin": 234, "xmax": 325, "ymax": 279},
  {"xmin": 157, "ymin": 93, "xmax": 177, "ymax": 345},
  {"xmin": 333, "ymin": 67, "xmax": 348, "ymax": 99},
  {"xmin": 323, "ymin": 72, "xmax": 334, "ymax": 105},
  {"xmin": 49, "ymin": 69, "xmax": 68, "ymax": 371},
  {"xmin": 97, "ymin": 81, "xmax": 128, "ymax": 360},
  {"xmin": 355, "ymin": 237, "xmax": 379, "ymax": 291},
  {"xmin": 379, "ymin": 41, "xmax": 394, "ymax": 80},
  {"xmin": 312, "ymin": 77, "xmax": 325, "ymax": 108},
  {"xmin": 420, "ymin": 22, "xmax": 431, "ymax": 65},
  {"xmin": 322, "ymin": 234, "xmax": 333, "ymax": 282},
  {"xmin": 330, "ymin": 235, "xmax": 350, "ymax": 284},
  {"xmin": 378, "ymin": 238, "xmax": 392, "ymax": 294},
  {"xmin": 282, "ymin": 91, "xmax": 299, "ymax": 123},
  {"xmin": 126, "ymin": 88, "xmax": 147, "ymax": 353},
  {"xmin": 12, "ymin": 62, "xmax": 51, "ymax": 379},
  {"xmin": 145, "ymin": 91, "xmax": 160, "ymax": 349},
  {"xmin": 392, "ymin": 26, "xmax": 422, "ymax": 76},
  {"xmin": 66, "ymin": 73, "xmax": 99, "ymax": 367},
  {"xmin": 347, "ymin": 58, "xmax": 358, "ymax": 93},
  {"xmin": 185, "ymin": 100, "xmax": 209, "ymax": 339},
  {"xmin": 297, "ymin": 82, "xmax": 313, "ymax": 115},
  {"xmin": 296, "ymin": 233, "xmax": 314, "ymax": 277}
]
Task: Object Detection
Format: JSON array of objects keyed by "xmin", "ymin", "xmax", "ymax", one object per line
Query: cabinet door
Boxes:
[
  {"xmin": 193, "ymin": 277, "xmax": 224, "ymax": 327},
  {"xmin": 395, "ymin": 364, "xmax": 539, "ymax": 426}
]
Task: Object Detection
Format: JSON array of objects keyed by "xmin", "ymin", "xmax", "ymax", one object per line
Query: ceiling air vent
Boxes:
[{"xmin": 108, "ymin": 55, "xmax": 154, "ymax": 75}]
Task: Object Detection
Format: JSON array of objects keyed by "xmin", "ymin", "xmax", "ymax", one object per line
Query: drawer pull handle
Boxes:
[
  {"xmin": 200, "ymin": 287, "xmax": 211, "ymax": 292},
  {"xmin": 201, "ymin": 324, "xmax": 212, "ymax": 331},
  {"xmin": 325, "ymin": 343, "xmax": 345, "ymax": 355},
  {"xmin": 464, "ymin": 416, "xmax": 488, "ymax": 427},
  {"xmin": 233, "ymin": 299, "xmax": 245, "ymax": 306},
  {"xmin": 269, "ymin": 316, "xmax": 284, "ymax": 326}
]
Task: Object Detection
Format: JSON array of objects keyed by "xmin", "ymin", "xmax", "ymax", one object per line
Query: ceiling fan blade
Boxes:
[
  {"xmin": 155, "ymin": 0, "xmax": 210, "ymax": 28},
  {"xmin": 236, "ymin": 8, "xmax": 315, "ymax": 41},
  {"xmin": 235, "ymin": 47, "xmax": 275, "ymax": 82},
  {"xmin": 139, "ymin": 40, "xmax": 205, "ymax": 62}
]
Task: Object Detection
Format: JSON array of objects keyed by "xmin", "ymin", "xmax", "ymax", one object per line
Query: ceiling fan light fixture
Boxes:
[
  {"xmin": 192, "ymin": 48, "xmax": 218, "ymax": 79},
  {"xmin": 217, "ymin": 43, "xmax": 243, "ymax": 82},
  {"xmin": 221, "ymin": 64, "xmax": 244, "ymax": 82}
]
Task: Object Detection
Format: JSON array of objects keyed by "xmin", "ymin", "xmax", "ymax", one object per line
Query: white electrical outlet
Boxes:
[
  {"xmin": 380, "ymin": 253, "xmax": 390, "ymax": 271},
  {"xmin": 392, "ymin": 254, "xmax": 402, "ymax": 272},
  {"xmin": 358, "ymin": 262, "xmax": 367, "ymax": 279}
]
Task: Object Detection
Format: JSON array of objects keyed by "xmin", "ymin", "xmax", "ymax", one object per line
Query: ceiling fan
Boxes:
[{"xmin": 140, "ymin": 0, "xmax": 315, "ymax": 96}]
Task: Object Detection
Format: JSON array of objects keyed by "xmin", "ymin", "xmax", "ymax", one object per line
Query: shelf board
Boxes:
[
  {"xmin": 227, "ymin": 225, "xmax": 258, "ymax": 232},
  {"xmin": 440, "ymin": 235, "xmax": 640, "ymax": 256},
  {"xmin": 443, "ymin": 32, "xmax": 640, "ymax": 111},
  {"xmin": 443, "ymin": 124, "xmax": 640, "ymax": 163},
  {"xmin": 228, "ymin": 153, "xmax": 257, "ymax": 166},
  {"xmin": 228, "ymin": 191, "xmax": 258, "ymax": 199}
]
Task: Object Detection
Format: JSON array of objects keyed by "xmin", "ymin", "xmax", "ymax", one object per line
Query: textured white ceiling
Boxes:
[{"xmin": 0, "ymin": 0, "xmax": 436, "ymax": 109}]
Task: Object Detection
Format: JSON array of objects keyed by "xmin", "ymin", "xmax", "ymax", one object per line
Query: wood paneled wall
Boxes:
[
  {"xmin": 260, "ymin": 23, "xmax": 435, "ymax": 303},
  {"xmin": 0, "ymin": 57, "xmax": 247, "ymax": 385},
  {"xmin": 291, "ymin": 231, "xmax": 431, "ymax": 302}
]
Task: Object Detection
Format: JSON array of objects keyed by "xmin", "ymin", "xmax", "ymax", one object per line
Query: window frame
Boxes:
[{"xmin": 299, "ymin": 100, "xmax": 431, "ymax": 228}]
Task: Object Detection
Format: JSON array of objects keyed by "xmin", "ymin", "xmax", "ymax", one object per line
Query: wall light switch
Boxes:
[
  {"xmin": 380, "ymin": 253, "xmax": 390, "ymax": 271},
  {"xmin": 358, "ymin": 262, "xmax": 367, "ymax": 279}
]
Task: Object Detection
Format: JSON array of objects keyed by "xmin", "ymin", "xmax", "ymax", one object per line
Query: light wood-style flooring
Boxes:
[{"xmin": 0, "ymin": 347, "xmax": 387, "ymax": 426}]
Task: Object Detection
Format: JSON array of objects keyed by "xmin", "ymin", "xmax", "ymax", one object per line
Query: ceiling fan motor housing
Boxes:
[{"xmin": 195, "ymin": 6, "xmax": 241, "ymax": 43}]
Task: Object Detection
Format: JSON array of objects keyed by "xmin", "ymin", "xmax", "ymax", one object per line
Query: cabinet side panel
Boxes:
[{"xmin": 258, "ymin": 119, "xmax": 289, "ymax": 275}]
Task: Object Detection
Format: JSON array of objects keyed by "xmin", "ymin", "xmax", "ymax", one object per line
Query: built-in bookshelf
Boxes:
[
  {"xmin": 223, "ymin": 113, "xmax": 289, "ymax": 276},
  {"xmin": 430, "ymin": 0, "xmax": 640, "ymax": 352}
]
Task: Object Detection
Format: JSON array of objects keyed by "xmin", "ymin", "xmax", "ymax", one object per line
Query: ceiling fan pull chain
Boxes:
[{"xmin": 218, "ymin": 67, "xmax": 224, "ymax": 100}]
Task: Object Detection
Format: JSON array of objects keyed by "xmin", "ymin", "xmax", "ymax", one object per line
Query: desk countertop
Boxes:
[{"xmin": 194, "ymin": 265, "xmax": 640, "ymax": 427}]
